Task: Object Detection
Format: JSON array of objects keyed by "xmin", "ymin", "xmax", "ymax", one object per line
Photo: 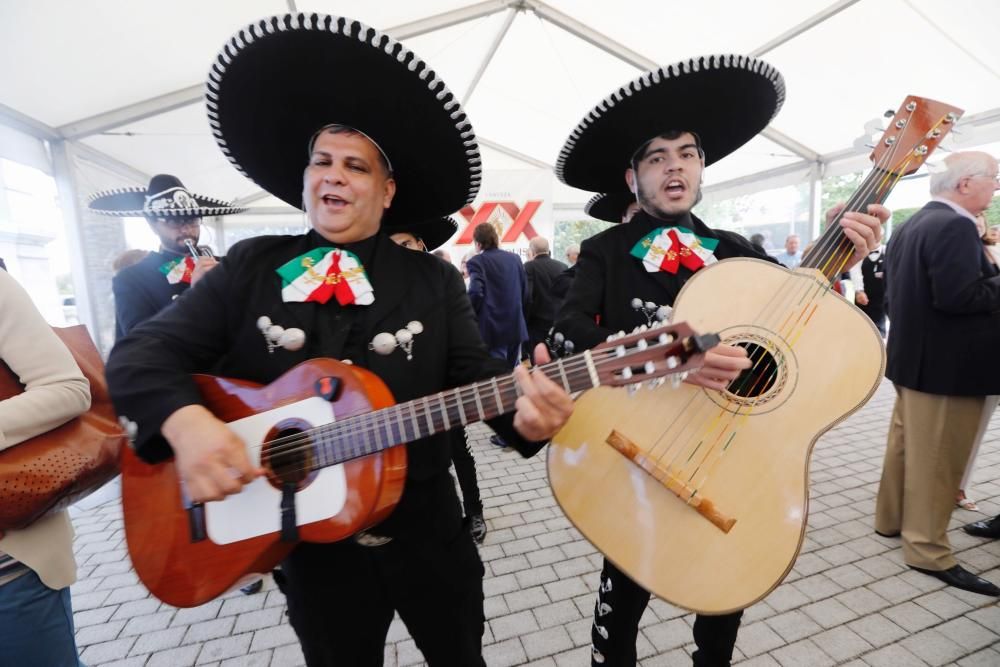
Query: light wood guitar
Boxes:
[
  {"xmin": 121, "ymin": 324, "xmax": 716, "ymax": 607},
  {"xmin": 548, "ymin": 95, "xmax": 963, "ymax": 614}
]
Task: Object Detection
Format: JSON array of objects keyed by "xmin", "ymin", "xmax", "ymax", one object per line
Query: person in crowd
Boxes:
[
  {"xmin": 552, "ymin": 54, "xmax": 885, "ymax": 666},
  {"xmin": 112, "ymin": 248, "xmax": 151, "ymax": 274},
  {"xmin": 0, "ymin": 268, "xmax": 92, "ymax": 666},
  {"xmin": 466, "ymin": 222, "xmax": 530, "ymax": 368},
  {"xmin": 774, "ymin": 233, "xmax": 802, "ymax": 268},
  {"xmin": 88, "ymin": 174, "xmax": 244, "ymax": 340},
  {"xmin": 388, "ymin": 218, "xmax": 487, "ymax": 544},
  {"xmin": 876, "ymin": 151, "xmax": 1000, "ymax": 595},
  {"xmin": 466, "ymin": 222, "xmax": 531, "ymax": 447},
  {"xmin": 105, "ymin": 16, "xmax": 573, "ymax": 665},
  {"xmin": 565, "ymin": 243, "xmax": 581, "ymax": 266},
  {"xmin": 523, "ymin": 236, "xmax": 568, "ymax": 362},
  {"xmin": 849, "ymin": 243, "xmax": 887, "ymax": 336}
]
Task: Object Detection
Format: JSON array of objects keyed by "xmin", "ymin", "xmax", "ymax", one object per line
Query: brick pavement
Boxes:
[{"xmin": 70, "ymin": 378, "xmax": 1000, "ymax": 666}]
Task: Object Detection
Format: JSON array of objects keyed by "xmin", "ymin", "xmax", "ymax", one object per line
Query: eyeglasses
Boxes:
[{"xmin": 974, "ymin": 173, "xmax": 1000, "ymax": 184}]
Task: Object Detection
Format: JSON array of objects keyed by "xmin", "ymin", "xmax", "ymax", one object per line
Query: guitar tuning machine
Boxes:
[{"xmin": 545, "ymin": 329, "xmax": 575, "ymax": 359}]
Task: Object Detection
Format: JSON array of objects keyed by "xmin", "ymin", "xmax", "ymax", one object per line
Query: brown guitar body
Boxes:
[
  {"xmin": 120, "ymin": 358, "xmax": 407, "ymax": 608},
  {"xmin": 548, "ymin": 258, "xmax": 885, "ymax": 614}
]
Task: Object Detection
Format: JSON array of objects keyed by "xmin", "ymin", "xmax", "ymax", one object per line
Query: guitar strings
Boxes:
[{"xmin": 639, "ymin": 114, "xmax": 935, "ymax": 502}]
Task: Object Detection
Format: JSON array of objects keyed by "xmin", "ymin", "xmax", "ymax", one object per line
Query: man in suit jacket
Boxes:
[
  {"xmin": 523, "ymin": 236, "xmax": 567, "ymax": 360},
  {"xmin": 875, "ymin": 150, "xmax": 1000, "ymax": 596},
  {"xmin": 466, "ymin": 222, "xmax": 529, "ymax": 367}
]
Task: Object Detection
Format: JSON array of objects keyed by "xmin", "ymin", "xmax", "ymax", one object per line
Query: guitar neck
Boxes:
[
  {"xmin": 799, "ymin": 167, "xmax": 893, "ymax": 283},
  {"xmin": 307, "ymin": 354, "xmax": 600, "ymax": 470}
]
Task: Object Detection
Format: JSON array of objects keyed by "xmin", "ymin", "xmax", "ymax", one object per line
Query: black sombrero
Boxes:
[
  {"xmin": 585, "ymin": 191, "xmax": 637, "ymax": 224},
  {"xmin": 205, "ymin": 13, "xmax": 481, "ymax": 226},
  {"xmin": 556, "ymin": 54, "xmax": 785, "ymax": 193},
  {"xmin": 389, "ymin": 217, "xmax": 458, "ymax": 251},
  {"xmin": 87, "ymin": 174, "xmax": 246, "ymax": 218}
]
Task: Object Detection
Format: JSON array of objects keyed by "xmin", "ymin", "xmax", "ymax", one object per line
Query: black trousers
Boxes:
[
  {"xmin": 277, "ymin": 476, "xmax": 486, "ymax": 666},
  {"xmin": 592, "ymin": 559, "xmax": 743, "ymax": 666}
]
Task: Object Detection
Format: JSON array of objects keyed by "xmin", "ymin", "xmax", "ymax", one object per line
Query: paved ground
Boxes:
[{"xmin": 69, "ymin": 378, "xmax": 1000, "ymax": 666}]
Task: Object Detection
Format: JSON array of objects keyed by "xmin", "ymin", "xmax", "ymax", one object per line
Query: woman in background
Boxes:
[{"xmin": 0, "ymin": 268, "xmax": 92, "ymax": 666}]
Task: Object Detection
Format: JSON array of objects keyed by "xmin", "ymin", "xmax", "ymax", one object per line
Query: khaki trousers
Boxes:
[{"xmin": 875, "ymin": 385, "xmax": 985, "ymax": 570}]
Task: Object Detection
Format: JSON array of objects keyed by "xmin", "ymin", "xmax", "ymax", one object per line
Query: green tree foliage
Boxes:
[
  {"xmin": 820, "ymin": 172, "xmax": 864, "ymax": 233},
  {"xmin": 553, "ymin": 218, "xmax": 613, "ymax": 263}
]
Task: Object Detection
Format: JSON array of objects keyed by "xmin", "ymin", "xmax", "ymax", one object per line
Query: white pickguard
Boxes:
[{"xmin": 204, "ymin": 397, "xmax": 346, "ymax": 545}]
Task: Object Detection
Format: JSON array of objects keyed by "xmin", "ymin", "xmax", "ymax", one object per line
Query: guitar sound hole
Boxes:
[
  {"xmin": 727, "ymin": 342, "xmax": 779, "ymax": 398},
  {"xmin": 262, "ymin": 418, "xmax": 316, "ymax": 489}
]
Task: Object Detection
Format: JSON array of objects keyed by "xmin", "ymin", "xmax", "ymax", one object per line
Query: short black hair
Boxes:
[
  {"xmin": 308, "ymin": 124, "xmax": 393, "ymax": 177},
  {"xmin": 630, "ymin": 130, "xmax": 705, "ymax": 169}
]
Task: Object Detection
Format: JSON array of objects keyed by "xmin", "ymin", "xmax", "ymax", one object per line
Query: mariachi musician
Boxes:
[
  {"xmin": 105, "ymin": 14, "xmax": 573, "ymax": 665},
  {"xmin": 0, "ymin": 268, "xmax": 91, "ymax": 665}
]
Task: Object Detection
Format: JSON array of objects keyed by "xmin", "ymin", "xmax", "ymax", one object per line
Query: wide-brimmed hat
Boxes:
[
  {"xmin": 556, "ymin": 54, "xmax": 785, "ymax": 193},
  {"xmin": 87, "ymin": 174, "xmax": 245, "ymax": 218},
  {"xmin": 585, "ymin": 191, "xmax": 638, "ymax": 224},
  {"xmin": 205, "ymin": 13, "xmax": 481, "ymax": 227},
  {"xmin": 388, "ymin": 217, "xmax": 458, "ymax": 251}
]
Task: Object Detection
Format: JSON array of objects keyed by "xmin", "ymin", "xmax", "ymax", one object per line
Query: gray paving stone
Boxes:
[
  {"xmin": 130, "ymin": 626, "xmax": 187, "ymax": 655},
  {"xmin": 270, "ymin": 642, "xmax": 306, "ymax": 667},
  {"xmin": 734, "ymin": 621, "xmax": 785, "ymax": 658},
  {"xmin": 765, "ymin": 609, "xmax": 823, "ymax": 643},
  {"xmin": 642, "ymin": 618, "xmax": 691, "ymax": 652},
  {"xmin": 770, "ymin": 638, "xmax": 836, "ymax": 667},
  {"xmin": 834, "ymin": 586, "xmax": 891, "ymax": 615},
  {"xmin": 847, "ymin": 614, "xmax": 909, "ymax": 648},
  {"xmin": 882, "ymin": 600, "xmax": 943, "ymax": 633},
  {"xmin": 146, "ymin": 644, "xmax": 201, "ymax": 667},
  {"xmin": 219, "ymin": 649, "xmax": 271, "ymax": 667},
  {"xmin": 800, "ymin": 597, "xmax": 858, "ymax": 629},
  {"xmin": 505, "ymin": 585, "xmax": 552, "ymax": 613},
  {"xmin": 196, "ymin": 632, "xmax": 253, "ymax": 664},
  {"xmin": 860, "ymin": 642, "xmax": 928, "ymax": 666},
  {"xmin": 80, "ymin": 637, "xmax": 137, "ymax": 663},
  {"xmin": 248, "ymin": 624, "xmax": 299, "ymax": 652},
  {"xmin": 533, "ymin": 599, "xmax": 582, "ymax": 629},
  {"xmin": 74, "ymin": 605, "xmax": 118, "ymax": 628},
  {"xmin": 935, "ymin": 616, "xmax": 1000, "ymax": 652},
  {"xmin": 957, "ymin": 647, "xmax": 1000, "ymax": 667},
  {"xmin": 810, "ymin": 625, "xmax": 873, "ymax": 662},
  {"xmin": 483, "ymin": 637, "xmax": 528, "ymax": 667},
  {"xmin": 170, "ymin": 600, "xmax": 223, "ymax": 625},
  {"xmin": 521, "ymin": 625, "xmax": 574, "ymax": 660},
  {"xmin": 491, "ymin": 609, "xmax": 541, "ymax": 642},
  {"xmin": 75, "ymin": 619, "xmax": 126, "ymax": 647},
  {"xmin": 899, "ymin": 627, "xmax": 967, "ymax": 666},
  {"xmin": 119, "ymin": 609, "xmax": 174, "ymax": 637},
  {"xmin": 183, "ymin": 615, "xmax": 236, "ymax": 643}
]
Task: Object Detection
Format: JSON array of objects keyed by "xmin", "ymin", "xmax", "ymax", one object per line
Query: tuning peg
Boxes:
[
  {"xmin": 644, "ymin": 361, "xmax": 656, "ymax": 375},
  {"xmin": 670, "ymin": 371, "xmax": 689, "ymax": 388},
  {"xmin": 647, "ymin": 377, "xmax": 666, "ymax": 389},
  {"xmin": 620, "ymin": 367, "xmax": 633, "ymax": 380},
  {"xmin": 563, "ymin": 340, "xmax": 574, "ymax": 355},
  {"xmin": 627, "ymin": 382, "xmax": 641, "ymax": 396}
]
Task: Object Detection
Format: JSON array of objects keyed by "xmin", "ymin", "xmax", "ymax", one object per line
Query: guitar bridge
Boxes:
[{"xmin": 605, "ymin": 430, "xmax": 736, "ymax": 534}]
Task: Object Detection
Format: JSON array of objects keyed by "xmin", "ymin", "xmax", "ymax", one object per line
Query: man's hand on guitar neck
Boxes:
[
  {"xmin": 162, "ymin": 404, "xmax": 264, "ymax": 502},
  {"xmin": 828, "ymin": 203, "xmax": 890, "ymax": 270},
  {"xmin": 511, "ymin": 343, "xmax": 575, "ymax": 442},
  {"xmin": 683, "ymin": 343, "xmax": 752, "ymax": 391}
]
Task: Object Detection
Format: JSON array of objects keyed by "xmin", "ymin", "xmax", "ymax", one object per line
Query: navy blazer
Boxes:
[
  {"xmin": 885, "ymin": 201, "xmax": 1000, "ymax": 396},
  {"xmin": 466, "ymin": 247, "xmax": 529, "ymax": 347},
  {"xmin": 112, "ymin": 249, "xmax": 191, "ymax": 340}
]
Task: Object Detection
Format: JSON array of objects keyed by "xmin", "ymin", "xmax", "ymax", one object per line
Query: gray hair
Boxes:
[
  {"xmin": 529, "ymin": 237, "xmax": 550, "ymax": 256},
  {"xmin": 929, "ymin": 152, "xmax": 997, "ymax": 195}
]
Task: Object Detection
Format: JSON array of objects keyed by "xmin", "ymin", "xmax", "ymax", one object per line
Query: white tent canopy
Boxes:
[{"xmin": 2, "ymin": 0, "xmax": 1000, "ymax": 345}]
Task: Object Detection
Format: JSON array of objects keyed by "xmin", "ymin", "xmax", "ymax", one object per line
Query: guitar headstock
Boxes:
[
  {"xmin": 871, "ymin": 95, "xmax": 963, "ymax": 176},
  {"xmin": 590, "ymin": 321, "xmax": 719, "ymax": 388}
]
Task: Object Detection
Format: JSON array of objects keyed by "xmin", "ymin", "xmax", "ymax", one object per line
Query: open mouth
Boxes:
[
  {"xmin": 321, "ymin": 194, "xmax": 348, "ymax": 208},
  {"xmin": 663, "ymin": 180, "xmax": 686, "ymax": 198}
]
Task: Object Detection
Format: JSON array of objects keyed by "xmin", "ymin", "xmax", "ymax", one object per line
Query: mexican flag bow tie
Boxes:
[
  {"xmin": 630, "ymin": 226, "xmax": 719, "ymax": 274},
  {"xmin": 277, "ymin": 248, "xmax": 375, "ymax": 306},
  {"xmin": 160, "ymin": 256, "xmax": 195, "ymax": 285}
]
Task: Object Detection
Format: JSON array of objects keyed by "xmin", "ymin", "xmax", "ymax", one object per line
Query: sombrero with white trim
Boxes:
[
  {"xmin": 585, "ymin": 191, "xmax": 637, "ymax": 224},
  {"xmin": 87, "ymin": 174, "xmax": 246, "ymax": 218},
  {"xmin": 204, "ymin": 13, "xmax": 481, "ymax": 226},
  {"xmin": 389, "ymin": 217, "xmax": 458, "ymax": 251},
  {"xmin": 556, "ymin": 54, "xmax": 785, "ymax": 193}
]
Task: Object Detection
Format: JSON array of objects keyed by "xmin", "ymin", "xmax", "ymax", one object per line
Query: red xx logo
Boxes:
[{"xmin": 455, "ymin": 201, "xmax": 542, "ymax": 244}]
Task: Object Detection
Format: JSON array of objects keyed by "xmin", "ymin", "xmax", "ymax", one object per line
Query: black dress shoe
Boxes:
[
  {"xmin": 240, "ymin": 579, "xmax": 264, "ymax": 595},
  {"xmin": 909, "ymin": 565, "xmax": 1000, "ymax": 596},
  {"xmin": 963, "ymin": 515, "xmax": 1000, "ymax": 539},
  {"xmin": 874, "ymin": 529, "xmax": 900, "ymax": 538}
]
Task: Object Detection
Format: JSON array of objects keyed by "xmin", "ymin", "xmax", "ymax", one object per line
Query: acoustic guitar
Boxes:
[
  {"xmin": 121, "ymin": 323, "xmax": 717, "ymax": 607},
  {"xmin": 547, "ymin": 95, "xmax": 963, "ymax": 614}
]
